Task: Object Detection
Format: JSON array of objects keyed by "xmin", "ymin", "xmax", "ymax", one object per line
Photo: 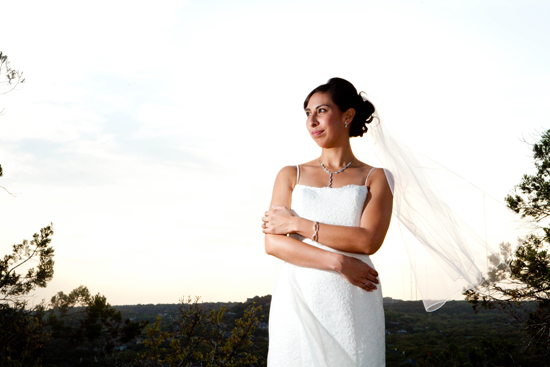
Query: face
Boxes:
[{"xmin": 305, "ymin": 92, "xmax": 350, "ymax": 147}]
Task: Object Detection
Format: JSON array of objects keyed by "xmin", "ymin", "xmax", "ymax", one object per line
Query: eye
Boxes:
[
  {"xmin": 305, "ymin": 111, "xmax": 311, "ymax": 116},
  {"xmin": 318, "ymin": 108, "xmax": 327, "ymax": 113}
]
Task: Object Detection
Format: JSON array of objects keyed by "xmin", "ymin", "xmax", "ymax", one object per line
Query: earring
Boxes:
[{"xmin": 345, "ymin": 121, "xmax": 348, "ymax": 128}]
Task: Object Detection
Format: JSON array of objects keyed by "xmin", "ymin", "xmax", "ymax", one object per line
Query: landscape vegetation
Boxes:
[{"xmin": 2, "ymin": 53, "xmax": 550, "ymax": 366}]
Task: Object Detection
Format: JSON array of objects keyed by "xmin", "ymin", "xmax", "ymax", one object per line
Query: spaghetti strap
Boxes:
[
  {"xmin": 296, "ymin": 165, "xmax": 300, "ymax": 185},
  {"xmin": 365, "ymin": 167, "xmax": 377, "ymax": 186}
]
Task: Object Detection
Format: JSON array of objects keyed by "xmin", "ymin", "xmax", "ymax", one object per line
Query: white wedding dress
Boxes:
[{"xmin": 268, "ymin": 166, "xmax": 385, "ymax": 367}]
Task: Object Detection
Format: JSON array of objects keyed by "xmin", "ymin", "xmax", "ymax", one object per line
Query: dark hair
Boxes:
[{"xmin": 303, "ymin": 77, "xmax": 375, "ymax": 137}]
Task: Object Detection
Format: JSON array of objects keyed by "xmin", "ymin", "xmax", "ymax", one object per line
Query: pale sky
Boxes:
[{"xmin": 1, "ymin": 0, "xmax": 549, "ymax": 305}]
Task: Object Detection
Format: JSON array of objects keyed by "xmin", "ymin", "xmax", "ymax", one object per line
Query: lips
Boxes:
[{"xmin": 311, "ymin": 130, "xmax": 324, "ymax": 137}]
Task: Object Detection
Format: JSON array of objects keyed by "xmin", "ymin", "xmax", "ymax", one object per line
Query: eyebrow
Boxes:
[{"xmin": 305, "ymin": 104, "xmax": 330, "ymax": 111}]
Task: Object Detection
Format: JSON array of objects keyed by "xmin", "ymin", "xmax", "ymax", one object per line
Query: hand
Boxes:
[
  {"xmin": 336, "ymin": 253, "xmax": 379, "ymax": 292},
  {"xmin": 261, "ymin": 205, "xmax": 296, "ymax": 235}
]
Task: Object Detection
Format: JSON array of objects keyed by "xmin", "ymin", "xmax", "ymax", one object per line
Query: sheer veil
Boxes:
[{"xmin": 358, "ymin": 94, "xmax": 529, "ymax": 311}]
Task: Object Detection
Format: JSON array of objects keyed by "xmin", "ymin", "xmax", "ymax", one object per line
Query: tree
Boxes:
[
  {"xmin": 0, "ymin": 52, "xmax": 146, "ymax": 366},
  {"xmin": 464, "ymin": 129, "xmax": 550, "ymax": 363},
  {"xmin": 0, "ymin": 225, "xmax": 55, "ymax": 307},
  {"xmin": 0, "ymin": 51, "xmax": 25, "ymax": 98},
  {"xmin": 0, "ymin": 225, "xmax": 54, "ymax": 366},
  {"xmin": 138, "ymin": 296, "xmax": 265, "ymax": 367},
  {"xmin": 44, "ymin": 285, "xmax": 147, "ymax": 366},
  {"xmin": 0, "ymin": 230, "xmax": 146, "ymax": 366}
]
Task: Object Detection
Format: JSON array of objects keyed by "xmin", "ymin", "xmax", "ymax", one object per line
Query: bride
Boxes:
[{"xmin": 261, "ymin": 77, "xmax": 392, "ymax": 366}]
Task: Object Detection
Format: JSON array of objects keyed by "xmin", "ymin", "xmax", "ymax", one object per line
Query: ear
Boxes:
[{"xmin": 344, "ymin": 108, "xmax": 356, "ymax": 122}]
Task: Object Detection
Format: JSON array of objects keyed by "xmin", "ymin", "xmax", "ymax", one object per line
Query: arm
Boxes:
[
  {"xmin": 263, "ymin": 166, "xmax": 379, "ymax": 290},
  {"xmin": 264, "ymin": 168, "xmax": 393, "ymax": 255},
  {"xmin": 263, "ymin": 166, "xmax": 338, "ymax": 268}
]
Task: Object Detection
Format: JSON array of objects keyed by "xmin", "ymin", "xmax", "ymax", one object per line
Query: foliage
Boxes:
[
  {"xmin": 0, "ymin": 226, "xmax": 54, "ymax": 366},
  {"xmin": 0, "ymin": 51, "xmax": 25, "ymax": 97},
  {"xmin": 419, "ymin": 338, "xmax": 522, "ymax": 367},
  {"xmin": 506, "ymin": 129, "xmax": 550, "ymax": 220},
  {"xmin": 0, "ymin": 226, "xmax": 145, "ymax": 366},
  {"xmin": 137, "ymin": 296, "xmax": 265, "ymax": 367},
  {"xmin": 464, "ymin": 129, "xmax": 550, "ymax": 363},
  {"xmin": 0, "ymin": 305, "xmax": 47, "ymax": 367},
  {"xmin": 0, "ymin": 225, "xmax": 55, "ymax": 307},
  {"xmin": 383, "ymin": 299, "xmax": 530, "ymax": 366},
  {"xmin": 44, "ymin": 285, "xmax": 147, "ymax": 366},
  {"xmin": 1, "ymin": 60, "xmax": 51, "ymax": 362},
  {"xmin": 0, "ymin": 52, "xmax": 146, "ymax": 365}
]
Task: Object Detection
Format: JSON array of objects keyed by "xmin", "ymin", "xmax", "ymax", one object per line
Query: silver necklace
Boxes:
[{"xmin": 319, "ymin": 160, "xmax": 352, "ymax": 188}]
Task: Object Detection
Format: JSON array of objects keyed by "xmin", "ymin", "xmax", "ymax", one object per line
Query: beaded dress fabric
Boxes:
[{"xmin": 268, "ymin": 167, "xmax": 385, "ymax": 367}]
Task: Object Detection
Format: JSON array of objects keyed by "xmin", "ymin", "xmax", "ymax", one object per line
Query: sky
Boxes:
[{"xmin": 1, "ymin": 0, "xmax": 549, "ymax": 306}]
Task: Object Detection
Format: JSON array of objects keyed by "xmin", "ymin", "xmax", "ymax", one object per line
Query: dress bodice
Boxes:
[
  {"xmin": 291, "ymin": 184, "xmax": 368, "ymax": 227},
  {"xmin": 289, "ymin": 183, "xmax": 371, "ymax": 263}
]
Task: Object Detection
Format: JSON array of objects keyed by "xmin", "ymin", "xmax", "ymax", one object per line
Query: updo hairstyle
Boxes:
[{"xmin": 303, "ymin": 77, "xmax": 375, "ymax": 137}]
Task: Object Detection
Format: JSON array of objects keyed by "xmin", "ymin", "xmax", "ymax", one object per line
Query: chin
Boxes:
[{"xmin": 314, "ymin": 140, "xmax": 334, "ymax": 149}]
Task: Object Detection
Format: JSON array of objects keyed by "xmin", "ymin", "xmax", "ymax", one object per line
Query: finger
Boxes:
[
  {"xmin": 363, "ymin": 281, "xmax": 377, "ymax": 291},
  {"xmin": 360, "ymin": 282, "xmax": 374, "ymax": 292},
  {"xmin": 366, "ymin": 269, "xmax": 379, "ymax": 283},
  {"xmin": 368, "ymin": 267, "xmax": 379, "ymax": 278},
  {"xmin": 363, "ymin": 272, "xmax": 379, "ymax": 285}
]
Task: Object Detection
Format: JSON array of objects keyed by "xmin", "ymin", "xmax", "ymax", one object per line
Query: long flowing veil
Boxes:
[{"xmin": 357, "ymin": 96, "xmax": 530, "ymax": 311}]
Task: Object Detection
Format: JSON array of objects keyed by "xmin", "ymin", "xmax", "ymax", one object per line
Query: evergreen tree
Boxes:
[
  {"xmin": 465, "ymin": 129, "xmax": 550, "ymax": 363},
  {"xmin": 0, "ymin": 225, "xmax": 54, "ymax": 366}
]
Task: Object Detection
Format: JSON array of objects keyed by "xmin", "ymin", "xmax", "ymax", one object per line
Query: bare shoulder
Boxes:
[
  {"xmin": 275, "ymin": 165, "xmax": 298, "ymax": 187},
  {"xmin": 277, "ymin": 165, "xmax": 298, "ymax": 179},
  {"xmin": 367, "ymin": 168, "xmax": 394, "ymax": 195}
]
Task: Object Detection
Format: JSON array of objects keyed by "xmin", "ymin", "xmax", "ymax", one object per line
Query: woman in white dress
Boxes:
[{"xmin": 262, "ymin": 77, "xmax": 393, "ymax": 366}]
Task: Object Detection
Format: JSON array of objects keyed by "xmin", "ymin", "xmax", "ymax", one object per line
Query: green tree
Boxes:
[
  {"xmin": 464, "ymin": 129, "xmax": 550, "ymax": 363},
  {"xmin": 138, "ymin": 296, "xmax": 264, "ymax": 367},
  {"xmin": 0, "ymin": 225, "xmax": 54, "ymax": 367},
  {"xmin": 0, "ymin": 225, "xmax": 54, "ymax": 307},
  {"xmin": 0, "ymin": 51, "xmax": 46, "ymax": 367},
  {"xmin": 44, "ymin": 285, "xmax": 147, "ymax": 366}
]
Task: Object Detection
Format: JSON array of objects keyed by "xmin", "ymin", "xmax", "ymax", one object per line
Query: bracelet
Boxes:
[{"xmin": 312, "ymin": 221, "xmax": 319, "ymax": 242}]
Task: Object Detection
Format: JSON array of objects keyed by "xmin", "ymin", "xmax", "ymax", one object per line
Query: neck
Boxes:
[{"xmin": 319, "ymin": 145, "xmax": 356, "ymax": 170}]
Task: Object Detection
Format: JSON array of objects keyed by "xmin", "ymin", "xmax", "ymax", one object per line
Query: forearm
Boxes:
[
  {"xmin": 292, "ymin": 217, "xmax": 382, "ymax": 255},
  {"xmin": 264, "ymin": 234, "xmax": 344, "ymax": 272}
]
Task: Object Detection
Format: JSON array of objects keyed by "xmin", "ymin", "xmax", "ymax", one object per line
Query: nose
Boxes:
[{"xmin": 307, "ymin": 113, "xmax": 319, "ymax": 127}]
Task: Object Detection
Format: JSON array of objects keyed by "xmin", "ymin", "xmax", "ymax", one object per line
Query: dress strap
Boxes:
[
  {"xmin": 365, "ymin": 167, "xmax": 377, "ymax": 186},
  {"xmin": 296, "ymin": 165, "xmax": 300, "ymax": 185}
]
